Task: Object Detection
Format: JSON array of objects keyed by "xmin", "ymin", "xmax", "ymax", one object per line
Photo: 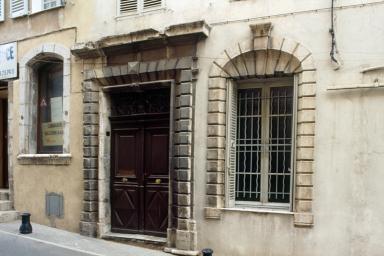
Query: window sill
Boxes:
[
  {"xmin": 222, "ymin": 207, "xmax": 294, "ymax": 216},
  {"xmin": 204, "ymin": 206, "xmax": 293, "ymax": 220},
  {"xmin": 17, "ymin": 154, "xmax": 72, "ymax": 166}
]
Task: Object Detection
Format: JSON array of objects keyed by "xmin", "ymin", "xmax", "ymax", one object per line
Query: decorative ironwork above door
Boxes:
[{"xmin": 110, "ymin": 88, "xmax": 170, "ymax": 117}]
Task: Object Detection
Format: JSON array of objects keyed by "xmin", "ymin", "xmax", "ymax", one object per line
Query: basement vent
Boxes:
[
  {"xmin": 119, "ymin": 0, "xmax": 137, "ymax": 14},
  {"xmin": 46, "ymin": 192, "xmax": 64, "ymax": 218}
]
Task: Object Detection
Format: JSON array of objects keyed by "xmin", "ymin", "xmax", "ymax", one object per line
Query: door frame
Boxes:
[{"xmin": 97, "ymin": 80, "xmax": 175, "ymax": 238}]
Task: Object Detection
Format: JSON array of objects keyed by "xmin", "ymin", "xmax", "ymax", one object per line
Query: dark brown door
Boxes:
[{"xmin": 111, "ymin": 117, "xmax": 169, "ymax": 236}]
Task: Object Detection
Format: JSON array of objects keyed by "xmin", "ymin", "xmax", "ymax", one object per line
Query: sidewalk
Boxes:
[{"xmin": 0, "ymin": 221, "xmax": 169, "ymax": 256}]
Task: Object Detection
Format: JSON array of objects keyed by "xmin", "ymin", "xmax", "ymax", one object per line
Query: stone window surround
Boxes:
[
  {"xmin": 18, "ymin": 43, "xmax": 71, "ymax": 165},
  {"xmin": 205, "ymin": 23, "xmax": 316, "ymax": 227}
]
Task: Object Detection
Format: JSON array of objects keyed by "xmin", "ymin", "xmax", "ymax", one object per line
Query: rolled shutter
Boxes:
[
  {"xmin": 119, "ymin": 0, "xmax": 138, "ymax": 14},
  {"xmin": 226, "ymin": 80, "xmax": 237, "ymax": 208},
  {"xmin": 143, "ymin": 0, "xmax": 162, "ymax": 10},
  {"xmin": 0, "ymin": 0, "xmax": 4, "ymax": 21},
  {"xmin": 10, "ymin": 0, "xmax": 28, "ymax": 18}
]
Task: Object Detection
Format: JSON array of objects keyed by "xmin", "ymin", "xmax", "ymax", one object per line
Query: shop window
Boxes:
[
  {"xmin": 37, "ymin": 61, "xmax": 64, "ymax": 154},
  {"xmin": 18, "ymin": 43, "xmax": 71, "ymax": 164}
]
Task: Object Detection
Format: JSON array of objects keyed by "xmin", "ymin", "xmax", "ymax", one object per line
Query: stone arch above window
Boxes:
[
  {"xmin": 18, "ymin": 43, "xmax": 71, "ymax": 165},
  {"xmin": 205, "ymin": 23, "xmax": 316, "ymax": 227}
]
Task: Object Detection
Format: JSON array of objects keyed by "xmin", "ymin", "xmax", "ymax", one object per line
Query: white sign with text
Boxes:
[{"xmin": 0, "ymin": 42, "xmax": 17, "ymax": 80}]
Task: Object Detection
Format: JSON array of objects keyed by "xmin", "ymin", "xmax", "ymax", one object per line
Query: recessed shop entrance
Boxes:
[
  {"xmin": 109, "ymin": 86, "xmax": 171, "ymax": 237},
  {"xmin": 0, "ymin": 90, "xmax": 8, "ymax": 189}
]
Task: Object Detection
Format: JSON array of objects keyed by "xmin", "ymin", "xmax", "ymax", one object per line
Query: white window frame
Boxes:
[
  {"xmin": 0, "ymin": 0, "xmax": 5, "ymax": 21},
  {"xmin": 226, "ymin": 77, "xmax": 297, "ymax": 211},
  {"xmin": 31, "ymin": 0, "xmax": 65, "ymax": 14},
  {"xmin": 117, "ymin": 0, "xmax": 164, "ymax": 16}
]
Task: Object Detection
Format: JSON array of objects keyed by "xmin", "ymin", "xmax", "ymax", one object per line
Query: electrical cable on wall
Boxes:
[{"xmin": 330, "ymin": 0, "xmax": 342, "ymax": 70}]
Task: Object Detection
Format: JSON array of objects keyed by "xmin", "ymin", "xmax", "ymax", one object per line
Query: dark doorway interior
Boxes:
[
  {"xmin": 109, "ymin": 87, "xmax": 170, "ymax": 237},
  {"xmin": 0, "ymin": 98, "xmax": 8, "ymax": 189}
]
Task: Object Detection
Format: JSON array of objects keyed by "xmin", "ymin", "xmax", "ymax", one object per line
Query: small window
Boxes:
[
  {"xmin": 227, "ymin": 79, "xmax": 295, "ymax": 210},
  {"xmin": 31, "ymin": 0, "xmax": 64, "ymax": 14},
  {"xmin": 37, "ymin": 60, "xmax": 64, "ymax": 154},
  {"xmin": 118, "ymin": 0, "xmax": 163, "ymax": 15},
  {"xmin": 0, "ymin": 0, "xmax": 5, "ymax": 21}
]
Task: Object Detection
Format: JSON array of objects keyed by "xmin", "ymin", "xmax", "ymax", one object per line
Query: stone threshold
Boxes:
[{"xmin": 101, "ymin": 232, "xmax": 167, "ymax": 246}]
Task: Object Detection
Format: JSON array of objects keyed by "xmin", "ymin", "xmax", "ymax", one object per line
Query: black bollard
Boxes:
[
  {"xmin": 19, "ymin": 212, "xmax": 32, "ymax": 234},
  {"xmin": 202, "ymin": 248, "xmax": 213, "ymax": 256}
]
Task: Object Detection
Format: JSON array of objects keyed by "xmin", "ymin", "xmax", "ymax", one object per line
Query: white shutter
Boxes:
[
  {"xmin": 10, "ymin": 0, "xmax": 28, "ymax": 18},
  {"xmin": 31, "ymin": 0, "xmax": 42, "ymax": 13},
  {"xmin": 0, "ymin": 0, "xmax": 4, "ymax": 21},
  {"xmin": 143, "ymin": 0, "xmax": 162, "ymax": 10},
  {"xmin": 119, "ymin": 0, "xmax": 138, "ymax": 15},
  {"xmin": 43, "ymin": 0, "xmax": 64, "ymax": 10},
  {"xmin": 226, "ymin": 80, "xmax": 237, "ymax": 208}
]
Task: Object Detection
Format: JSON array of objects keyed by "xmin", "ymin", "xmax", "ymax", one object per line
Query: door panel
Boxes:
[
  {"xmin": 111, "ymin": 119, "xmax": 169, "ymax": 236},
  {"xmin": 111, "ymin": 128, "xmax": 143, "ymax": 233},
  {"xmin": 115, "ymin": 131, "xmax": 139, "ymax": 177},
  {"xmin": 144, "ymin": 126, "xmax": 169, "ymax": 234},
  {"xmin": 111, "ymin": 186, "xmax": 140, "ymax": 231}
]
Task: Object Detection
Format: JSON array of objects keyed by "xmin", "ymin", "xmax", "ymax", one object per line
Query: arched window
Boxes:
[{"xmin": 18, "ymin": 43, "xmax": 71, "ymax": 164}]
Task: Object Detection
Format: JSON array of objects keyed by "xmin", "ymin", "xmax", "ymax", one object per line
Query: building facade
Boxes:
[{"xmin": 1, "ymin": 0, "xmax": 384, "ymax": 255}]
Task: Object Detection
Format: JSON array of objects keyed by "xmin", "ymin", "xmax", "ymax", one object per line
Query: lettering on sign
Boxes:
[
  {"xmin": 0, "ymin": 42, "xmax": 18, "ymax": 80},
  {"xmin": 42, "ymin": 122, "xmax": 64, "ymax": 146}
]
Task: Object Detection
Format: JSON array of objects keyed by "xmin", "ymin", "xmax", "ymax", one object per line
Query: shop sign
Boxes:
[
  {"xmin": 0, "ymin": 42, "xmax": 17, "ymax": 80},
  {"xmin": 42, "ymin": 122, "xmax": 64, "ymax": 147}
]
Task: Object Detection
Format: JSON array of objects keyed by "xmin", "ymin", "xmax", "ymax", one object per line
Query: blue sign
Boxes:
[{"xmin": 0, "ymin": 42, "xmax": 17, "ymax": 80}]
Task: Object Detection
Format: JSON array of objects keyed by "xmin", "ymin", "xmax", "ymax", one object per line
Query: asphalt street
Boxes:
[
  {"xmin": 0, "ymin": 230, "xmax": 97, "ymax": 256},
  {"xmin": 0, "ymin": 222, "xmax": 168, "ymax": 256}
]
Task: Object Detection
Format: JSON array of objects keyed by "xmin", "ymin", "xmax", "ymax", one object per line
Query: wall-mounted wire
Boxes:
[{"xmin": 330, "ymin": 0, "xmax": 342, "ymax": 70}]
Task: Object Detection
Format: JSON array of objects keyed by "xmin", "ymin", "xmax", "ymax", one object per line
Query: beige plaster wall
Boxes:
[
  {"xmin": 192, "ymin": 4, "xmax": 384, "ymax": 256},
  {"xmin": 1, "ymin": 0, "xmax": 384, "ymax": 253},
  {"xmin": 12, "ymin": 30, "xmax": 84, "ymax": 232}
]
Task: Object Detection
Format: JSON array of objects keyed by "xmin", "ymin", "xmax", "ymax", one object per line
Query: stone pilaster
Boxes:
[{"xmin": 80, "ymin": 81, "xmax": 99, "ymax": 237}]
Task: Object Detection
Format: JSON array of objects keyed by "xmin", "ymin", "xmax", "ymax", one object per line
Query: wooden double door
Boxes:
[{"xmin": 110, "ymin": 115, "xmax": 169, "ymax": 236}]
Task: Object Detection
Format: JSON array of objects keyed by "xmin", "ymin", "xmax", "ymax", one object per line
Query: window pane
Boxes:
[
  {"xmin": 38, "ymin": 61, "xmax": 64, "ymax": 154},
  {"xmin": 268, "ymin": 86, "xmax": 293, "ymax": 203},
  {"xmin": 235, "ymin": 88, "xmax": 262, "ymax": 202}
]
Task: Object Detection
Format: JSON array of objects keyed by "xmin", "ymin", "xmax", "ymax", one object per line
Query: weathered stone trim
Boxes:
[
  {"xmin": 205, "ymin": 23, "xmax": 316, "ymax": 227},
  {"xmin": 18, "ymin": 43, "xmax": 71, "ymax": 156},
  {"xmin": 82, "ymin": 57, "xmax": 199, "ymax": 254},
  {"xmin": 80, "ymin": 79, "xmax": 100, "ymax": 237},
  {"xmin": 17, "ymin": 154, "xmax": 72, "ymax": 165}
]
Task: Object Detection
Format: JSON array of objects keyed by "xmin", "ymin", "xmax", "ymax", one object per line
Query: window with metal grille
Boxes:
[
  {"xmin": 227, "ymin": 78, "xmax": 295, "ymax": 210},
  {"xmin": 118, "ymin": 0, "xmax": 163, "ymax": 15}
]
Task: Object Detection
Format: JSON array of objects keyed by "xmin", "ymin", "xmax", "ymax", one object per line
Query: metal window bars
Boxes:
[{"xmin": 235, "ymin": 84, "xmax": 293, "ymax": 208}]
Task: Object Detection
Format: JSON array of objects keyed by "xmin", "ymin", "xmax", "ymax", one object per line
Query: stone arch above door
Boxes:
[{"xmin": 205, "ymin": 23, "xmax": 317, "ymax": 227}]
